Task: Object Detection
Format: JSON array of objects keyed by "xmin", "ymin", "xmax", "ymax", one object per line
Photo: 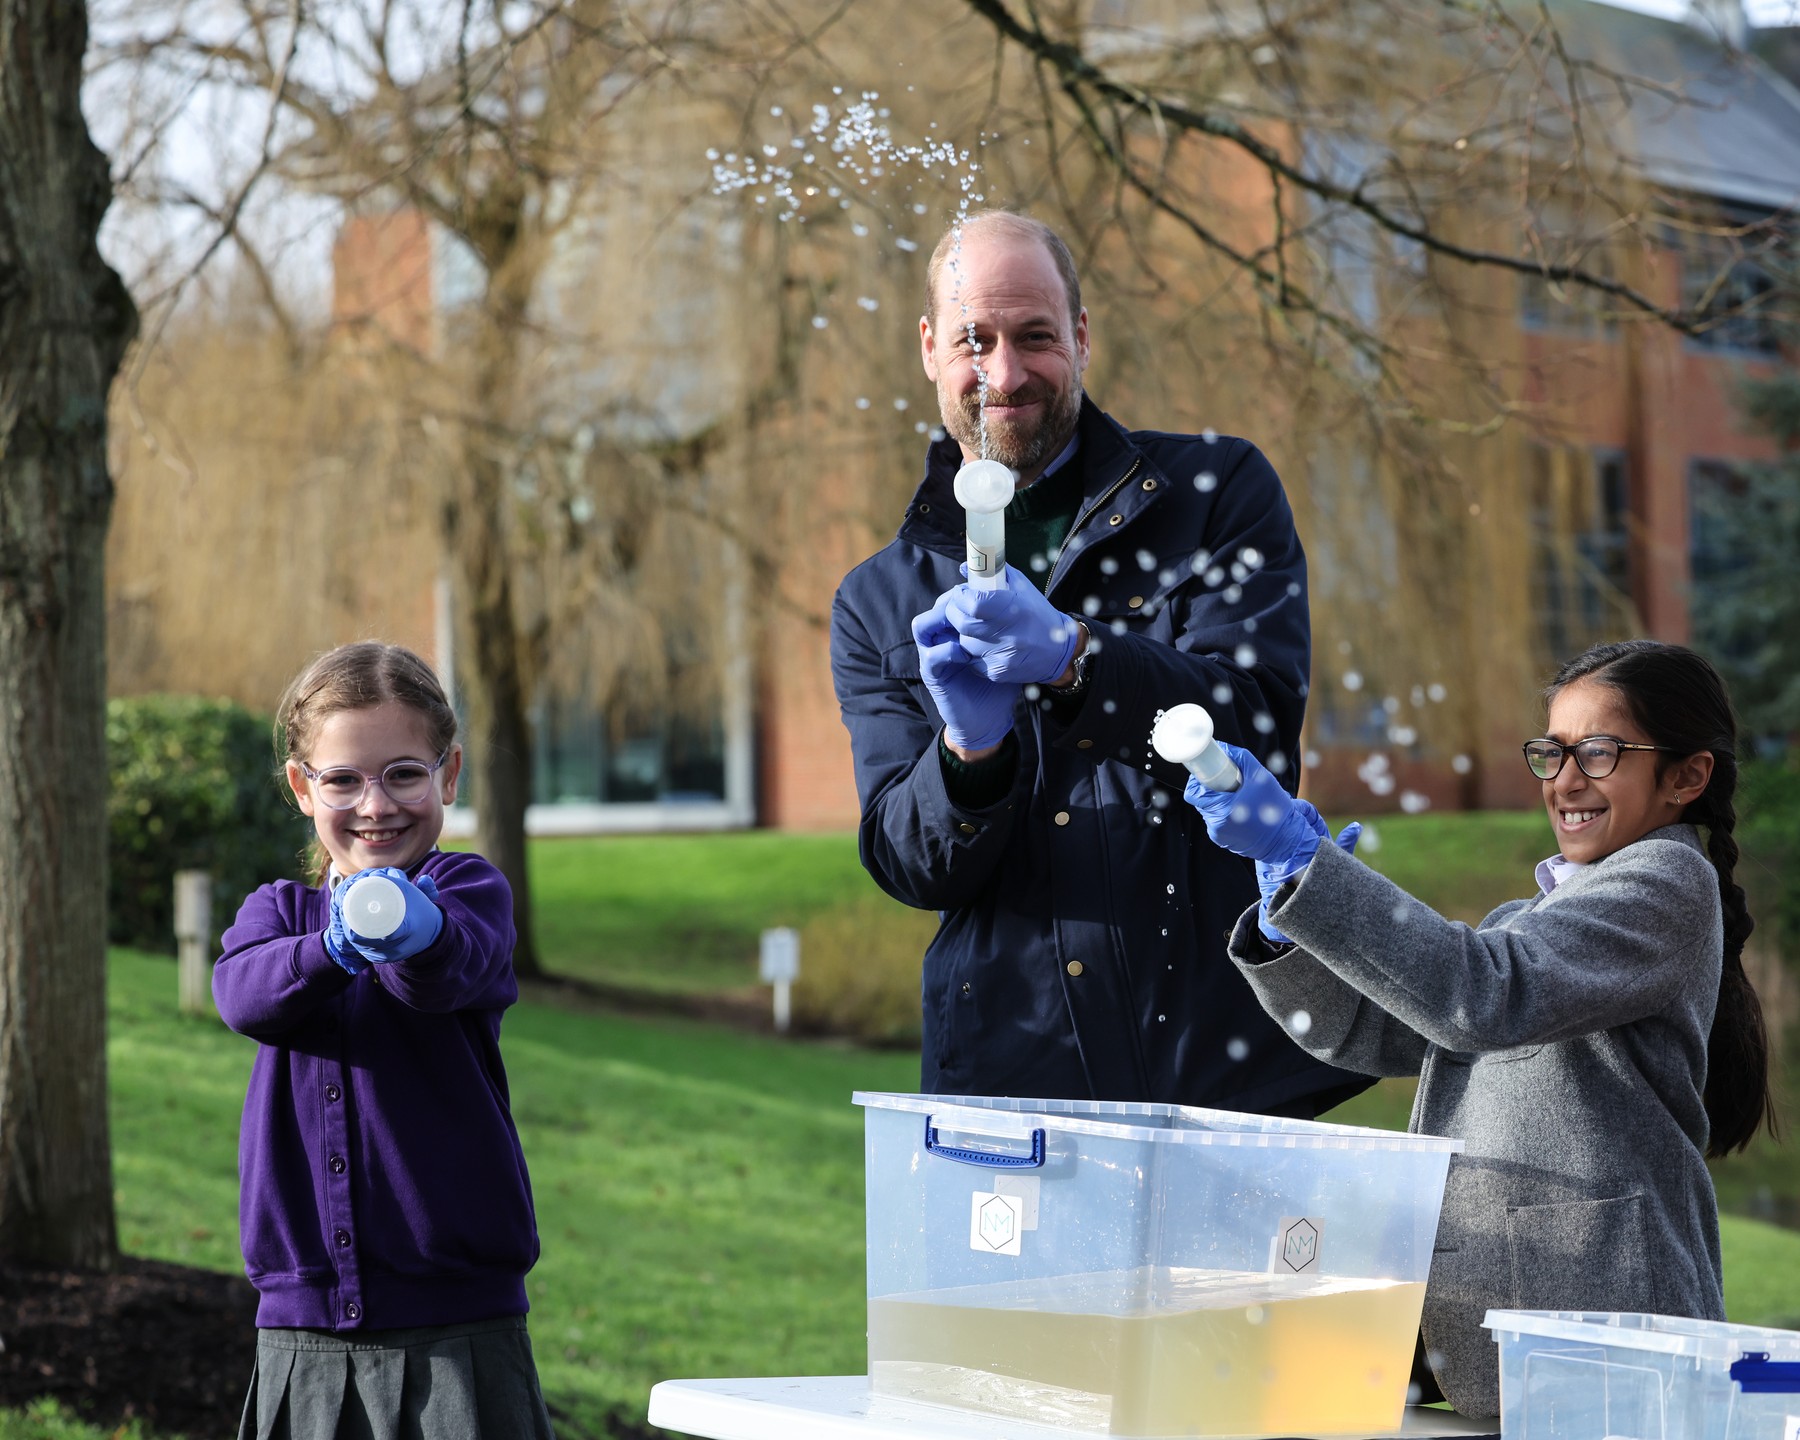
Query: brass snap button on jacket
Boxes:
[
  {"xmin": 1054, "ymin": 811, "xmax": 1071, "ymax": 825},
  {"xmin": 1066, "ymin": 961, "xmax": 1084, "ymax": 977}
]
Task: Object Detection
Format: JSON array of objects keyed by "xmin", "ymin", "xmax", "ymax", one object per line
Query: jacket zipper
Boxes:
[
  {"xmin": 1047, "ymin": 458, "xmax": 1144, "ymax": 595},
  {"xmin": 1045, "ymin": 453, "xmax": 1153, "ymax": 1097}
]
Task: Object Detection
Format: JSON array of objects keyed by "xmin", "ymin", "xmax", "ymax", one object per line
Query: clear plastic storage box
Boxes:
[
  {"xmin": 855, "ymin": 1091, "xmax": 1462, "ymax": 1438},
  {"xmin": 1484, "ymin": 1310, "xmax": 1800, "ymax": 1440}
]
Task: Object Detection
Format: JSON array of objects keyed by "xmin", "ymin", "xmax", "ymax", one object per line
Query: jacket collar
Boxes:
[
  {"xmin": 1535, "ymin": 822, "xmax": 1706, "ymax": 898},
  {"xmin": 896, "ymin": 394, "xmax": 1144, "ymax": 554}
]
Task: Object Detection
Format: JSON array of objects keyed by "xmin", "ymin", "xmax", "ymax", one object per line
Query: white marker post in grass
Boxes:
[
  {"xmin": 1150, "ymin": 703, "xmax": 1244, "ymax": 791},
  {"xmin": 953, "ymin": 459, "xmax": 1015, "ymax": 591},
  {"xmin": 759, "ymin": 926, "xmax": 800, "ymax": 1034},
  {"xmin": 174, "ymin": 869, "xmax": 214, "ymax": 1018}
]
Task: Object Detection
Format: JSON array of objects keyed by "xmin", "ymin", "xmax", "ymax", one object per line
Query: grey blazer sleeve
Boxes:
[
  {"xmin": 1226, "ymin": 909, "xmax": 1431, "ymax": 1077},
  {"xmin": 1263, "ymin": 833, "xmax": 1720, "ymax": 1054}
]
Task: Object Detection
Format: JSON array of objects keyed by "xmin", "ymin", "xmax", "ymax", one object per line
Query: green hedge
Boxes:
[
  {"xmin": 793, "ymin": 893, "xmax": 935, "ymax": 1046},
  {"xmin": 107, "ymin": 695, "xmax": 307, "ymax": 951}
]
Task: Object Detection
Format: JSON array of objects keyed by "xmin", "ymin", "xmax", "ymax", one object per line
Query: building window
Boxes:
[
  {"xmin": 1531, "ymin": 447, "xmax": 1635, "ymax": 663},
  {"xmin": 1518, "ymin": 259, "xmax": 1620, "ymax": 336},
  {"xmin": 1679, "ymin": 212, "xmax": 1788, "ymax": 356},
  {"xmin": 1516, "ymin": 210, "xmax": 1620, "ymax": 337},
  {"xmin": 1689, "ymin": 457, "xmax": 1754, "ymax": 672},
  {"xmin": 438, "ymin": 581, "xmax": 752, "ymax": 834},
  {"xmin": 531, "ymin": 694, "xmax": 727, "ymax": 807}
]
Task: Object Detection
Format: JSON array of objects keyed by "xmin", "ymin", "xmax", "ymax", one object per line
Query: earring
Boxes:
[{"xmin": 1671, "ymin": 793, "xmax": 1682, "ymax": 805}]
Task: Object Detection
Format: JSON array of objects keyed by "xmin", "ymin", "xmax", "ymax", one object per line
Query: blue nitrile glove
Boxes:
[
  {"xmin": 337, "ymin": 867, "xmax": 443, "ymax": 965},
  {"xmin": 945, "ymin": 564, "xmax": 1082, "ymax": 686},
  {"xmin": 1253, "ymin": 810, "xmax": 1364, "ymax": 943},
  {"xmin": 1183, "ymin": 742, "xmax": 1322, "ymax": 865},
  {"xmin": 913, "ymin": 593, "xmax": 1020, "ymax": 753},
  {"xmin": 324, "ymin": 896, "xmax": 366, "ymax": 975}
]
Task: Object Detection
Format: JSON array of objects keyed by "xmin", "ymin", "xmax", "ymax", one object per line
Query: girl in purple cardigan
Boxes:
[{"xmin": 214, "ymin": 641, "xmax": 554, "ymax": 1440}]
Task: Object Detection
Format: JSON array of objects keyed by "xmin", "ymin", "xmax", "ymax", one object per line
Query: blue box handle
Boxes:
[
  {"xmin": 1731, "ymin": 1352, "xmax": 1800, "ymax": 1394},
  {"xmin": 923, "ymin": 1115, "xmax": 1046, "ymax": 1169}
]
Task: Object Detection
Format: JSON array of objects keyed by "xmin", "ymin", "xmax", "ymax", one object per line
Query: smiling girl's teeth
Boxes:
[{"xmin": 1562, "ymin": 811, "xmax": 1601, "ymax": 824}]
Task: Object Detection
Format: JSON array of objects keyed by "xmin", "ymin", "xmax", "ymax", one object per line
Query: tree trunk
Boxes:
[
  {"xmin": 442, "ymin": 253, "xmax": 544, "ymax": 981},
  {"xmin": 0, "ymin": 0, "xmax": 138, "ymax": 1265},
  {"xmin": 445, "ymin": 453, "xmax": 543, "ymax": 981}
]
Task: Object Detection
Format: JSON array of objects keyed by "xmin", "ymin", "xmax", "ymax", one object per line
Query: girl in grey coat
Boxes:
[{"xmin": 1183, "ymin": 640, "xmax": 1775, "ymax": 1419}]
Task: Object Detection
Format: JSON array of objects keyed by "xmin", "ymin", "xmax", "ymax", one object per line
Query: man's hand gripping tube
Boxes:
[
  {"xmin": 954, "ymin": 459, "xmax": 1015, "ymax": 592},
  {"xmin": 1150, "ymin": 703, "xmax": 1244, "ymax": 791}
]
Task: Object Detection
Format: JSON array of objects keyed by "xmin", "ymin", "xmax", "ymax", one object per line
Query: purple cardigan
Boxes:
[{"xmin": 214, "ymin": 850, "xmax": 539, "ymax": 1331}]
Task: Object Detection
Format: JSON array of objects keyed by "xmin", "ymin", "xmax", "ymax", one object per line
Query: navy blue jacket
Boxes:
[{"xmin": 830, "ymin": 397, "xmax": 1370, "ymax": 1112}]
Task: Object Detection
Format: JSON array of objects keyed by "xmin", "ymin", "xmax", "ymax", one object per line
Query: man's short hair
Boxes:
[{"xmin": 924, "ymin": 210, "xmax": 1083, "ymax": 332}]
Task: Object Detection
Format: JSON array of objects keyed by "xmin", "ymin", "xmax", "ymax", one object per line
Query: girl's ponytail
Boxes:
[
  {"xmin": 1688, "ymin": 773, "xmax": 1775, "ymax": 1157},
  {"xmin": 1551, "ymin": 640, "xmax": 1776, "ymax": 1157}
]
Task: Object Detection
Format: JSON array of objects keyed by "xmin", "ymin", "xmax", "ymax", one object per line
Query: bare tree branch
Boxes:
[{"xmin": 957, "ymin": 0, "xmax": 1750, "ymax": 335}]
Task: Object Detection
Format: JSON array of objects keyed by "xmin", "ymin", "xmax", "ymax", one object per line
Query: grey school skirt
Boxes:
[{"xmin": 237, "ymin": 1316, "xmax": 556, "ymax": 1440}]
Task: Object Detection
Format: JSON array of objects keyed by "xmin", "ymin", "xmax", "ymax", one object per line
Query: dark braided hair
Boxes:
[{"xmin": 1549, "ymin": 639, "xmax": 1775, "ymax": 1157}]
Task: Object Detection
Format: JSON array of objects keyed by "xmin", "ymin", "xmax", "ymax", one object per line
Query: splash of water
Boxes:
[{"xmin": 709, "ymin": 93, "xmax": 995, "ymax": 452}]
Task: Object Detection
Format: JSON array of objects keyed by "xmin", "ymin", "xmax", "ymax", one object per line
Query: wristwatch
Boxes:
[{"xmin": 1051, "ymin": 620, "xmax": 1094, "ymax": 699}]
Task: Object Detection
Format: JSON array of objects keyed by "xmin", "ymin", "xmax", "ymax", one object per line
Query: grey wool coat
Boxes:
[{"xmin": 1227, "ymin": 823, "xmax": 1726, "ymax": 1419}]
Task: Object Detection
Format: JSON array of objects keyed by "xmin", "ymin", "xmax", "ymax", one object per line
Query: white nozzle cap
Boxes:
[
  {"xmin": 343, "ymin": 874, "xmax": 406, "ymax": 939},
  {"xmin": 1151, "ymin": 704, "xmax": 1216, "ymax": 766},
  {"xmin": 953, "ymin": 459, "xmax": 1016, "ymax": 514},
  {"xmin": 1151, "ymin": 703, "xmax": 1243, "ymax": 789}
]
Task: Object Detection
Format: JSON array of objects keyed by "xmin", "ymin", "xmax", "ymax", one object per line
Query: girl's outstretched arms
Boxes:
[
  {"xmin": 371, "ymin": 850, "xmax": 519, "ymax": 1014},
  {"xmin": 213, "ymin": 884, "xmax": 354, "ymax": 1039}
]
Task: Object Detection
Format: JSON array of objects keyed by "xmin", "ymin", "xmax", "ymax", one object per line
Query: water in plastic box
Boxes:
[{"xmin": 869, "ymin": 1265, "xmax": 1426, "ymax": 1437}]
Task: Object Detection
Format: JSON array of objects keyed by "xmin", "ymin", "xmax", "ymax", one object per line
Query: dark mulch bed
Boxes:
[
  {"xmin": 1, "ymin": 1256, "xmax": 258, "ymax": 1437},
  {"xmin": 1, "ymin": 1257, "xmax": 665, "ymax": 1439}
]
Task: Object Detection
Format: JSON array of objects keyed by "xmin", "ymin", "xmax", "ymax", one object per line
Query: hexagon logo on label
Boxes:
[
  {"xmin": 1278, "ymin": 1217, "xmax": 1322, "ymax": 1274},
  {"xmin": 970, "ymin": 1191, "xmax": 1024, "ymax": 1256}
]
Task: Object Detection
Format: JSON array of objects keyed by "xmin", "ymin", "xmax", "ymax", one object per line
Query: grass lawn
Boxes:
[
  {"xmin": 1353, "ymin": 810, "xmax": 1557, "ymax": 923},
  {"xmin": 511, "ymin": 809, "xmax": 1559, "ymax": 992},
  {"xmin": 516, "ymin": 832, "xmax": 875, "ymax": 994}
]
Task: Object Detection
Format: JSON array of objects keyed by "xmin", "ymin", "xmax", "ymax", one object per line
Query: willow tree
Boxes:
[
  {"xmin": 0, "ymin": 0, "xmax": 138, "ymax": 1264},
  {"xmin": 97, "ymin": 0, "xmax": 765, "ymax": 976}
]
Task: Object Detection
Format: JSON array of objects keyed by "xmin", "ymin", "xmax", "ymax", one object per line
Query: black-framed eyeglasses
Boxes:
[
  {"xmin": 1521, "ymin": 736, "xmax": 1675, "ymax": 781},
  {"xmin": 301, "ymin": 752, "xmax": 449, "ymax": 810}
]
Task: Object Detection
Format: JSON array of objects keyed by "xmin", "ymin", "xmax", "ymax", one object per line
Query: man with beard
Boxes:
[{"xmin": 829, "ymin": 211, "xmax": 1368, "ymax": 1116}]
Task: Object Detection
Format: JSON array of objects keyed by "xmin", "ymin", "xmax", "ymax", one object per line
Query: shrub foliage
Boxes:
[
  {"xmin": 793, "ymin": 894, "xmax": 936, "ymax": 1047},
  {"xmin": 108, "ymin": 695, "xmax": 306, "ymax": 951}
]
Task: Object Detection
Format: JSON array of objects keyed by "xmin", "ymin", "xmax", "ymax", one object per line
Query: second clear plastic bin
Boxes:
[
  {"xmin": 1484, "ymin": 1309, "xmax": 1800, "ymax": 1439},
  {"xmin": 856, "ymin": 1091, "xmax": 1462, "ymax": 1438}
]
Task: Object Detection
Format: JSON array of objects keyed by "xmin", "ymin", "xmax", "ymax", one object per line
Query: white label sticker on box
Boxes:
[
  {"xmin": 970, "ymin": 1191, "xmax": 1024, "ymax": 1256},
  {"xmin": 1781, "ymin": 1416, "xmax": 1799, "ymax": 1440},
  {"xmin": 1269, "ymin": 1216, "xmax": 1324, "ymax": 1274},
  {"xmin": 993, "ymin": 1173, "xmax": 1040, "ymax": 1230}
]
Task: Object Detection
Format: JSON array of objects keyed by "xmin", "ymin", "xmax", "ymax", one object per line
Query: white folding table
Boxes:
[{"xmin": 647, "ymin": 1375, "xmax": 1502, "ymax": 1440}]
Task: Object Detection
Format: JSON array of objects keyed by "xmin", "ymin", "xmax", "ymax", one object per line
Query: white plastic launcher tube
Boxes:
[
  {"xmin": 1150, "ymin": 704, "xmax": 1243, "ymax": 791},
  {"xmin": 342, "ymin": 874, "xmax": 407, "ymax": 940},
  {"xmin": 953, "ymin": 459, "xmax": 1015, "ymax": 591}
]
